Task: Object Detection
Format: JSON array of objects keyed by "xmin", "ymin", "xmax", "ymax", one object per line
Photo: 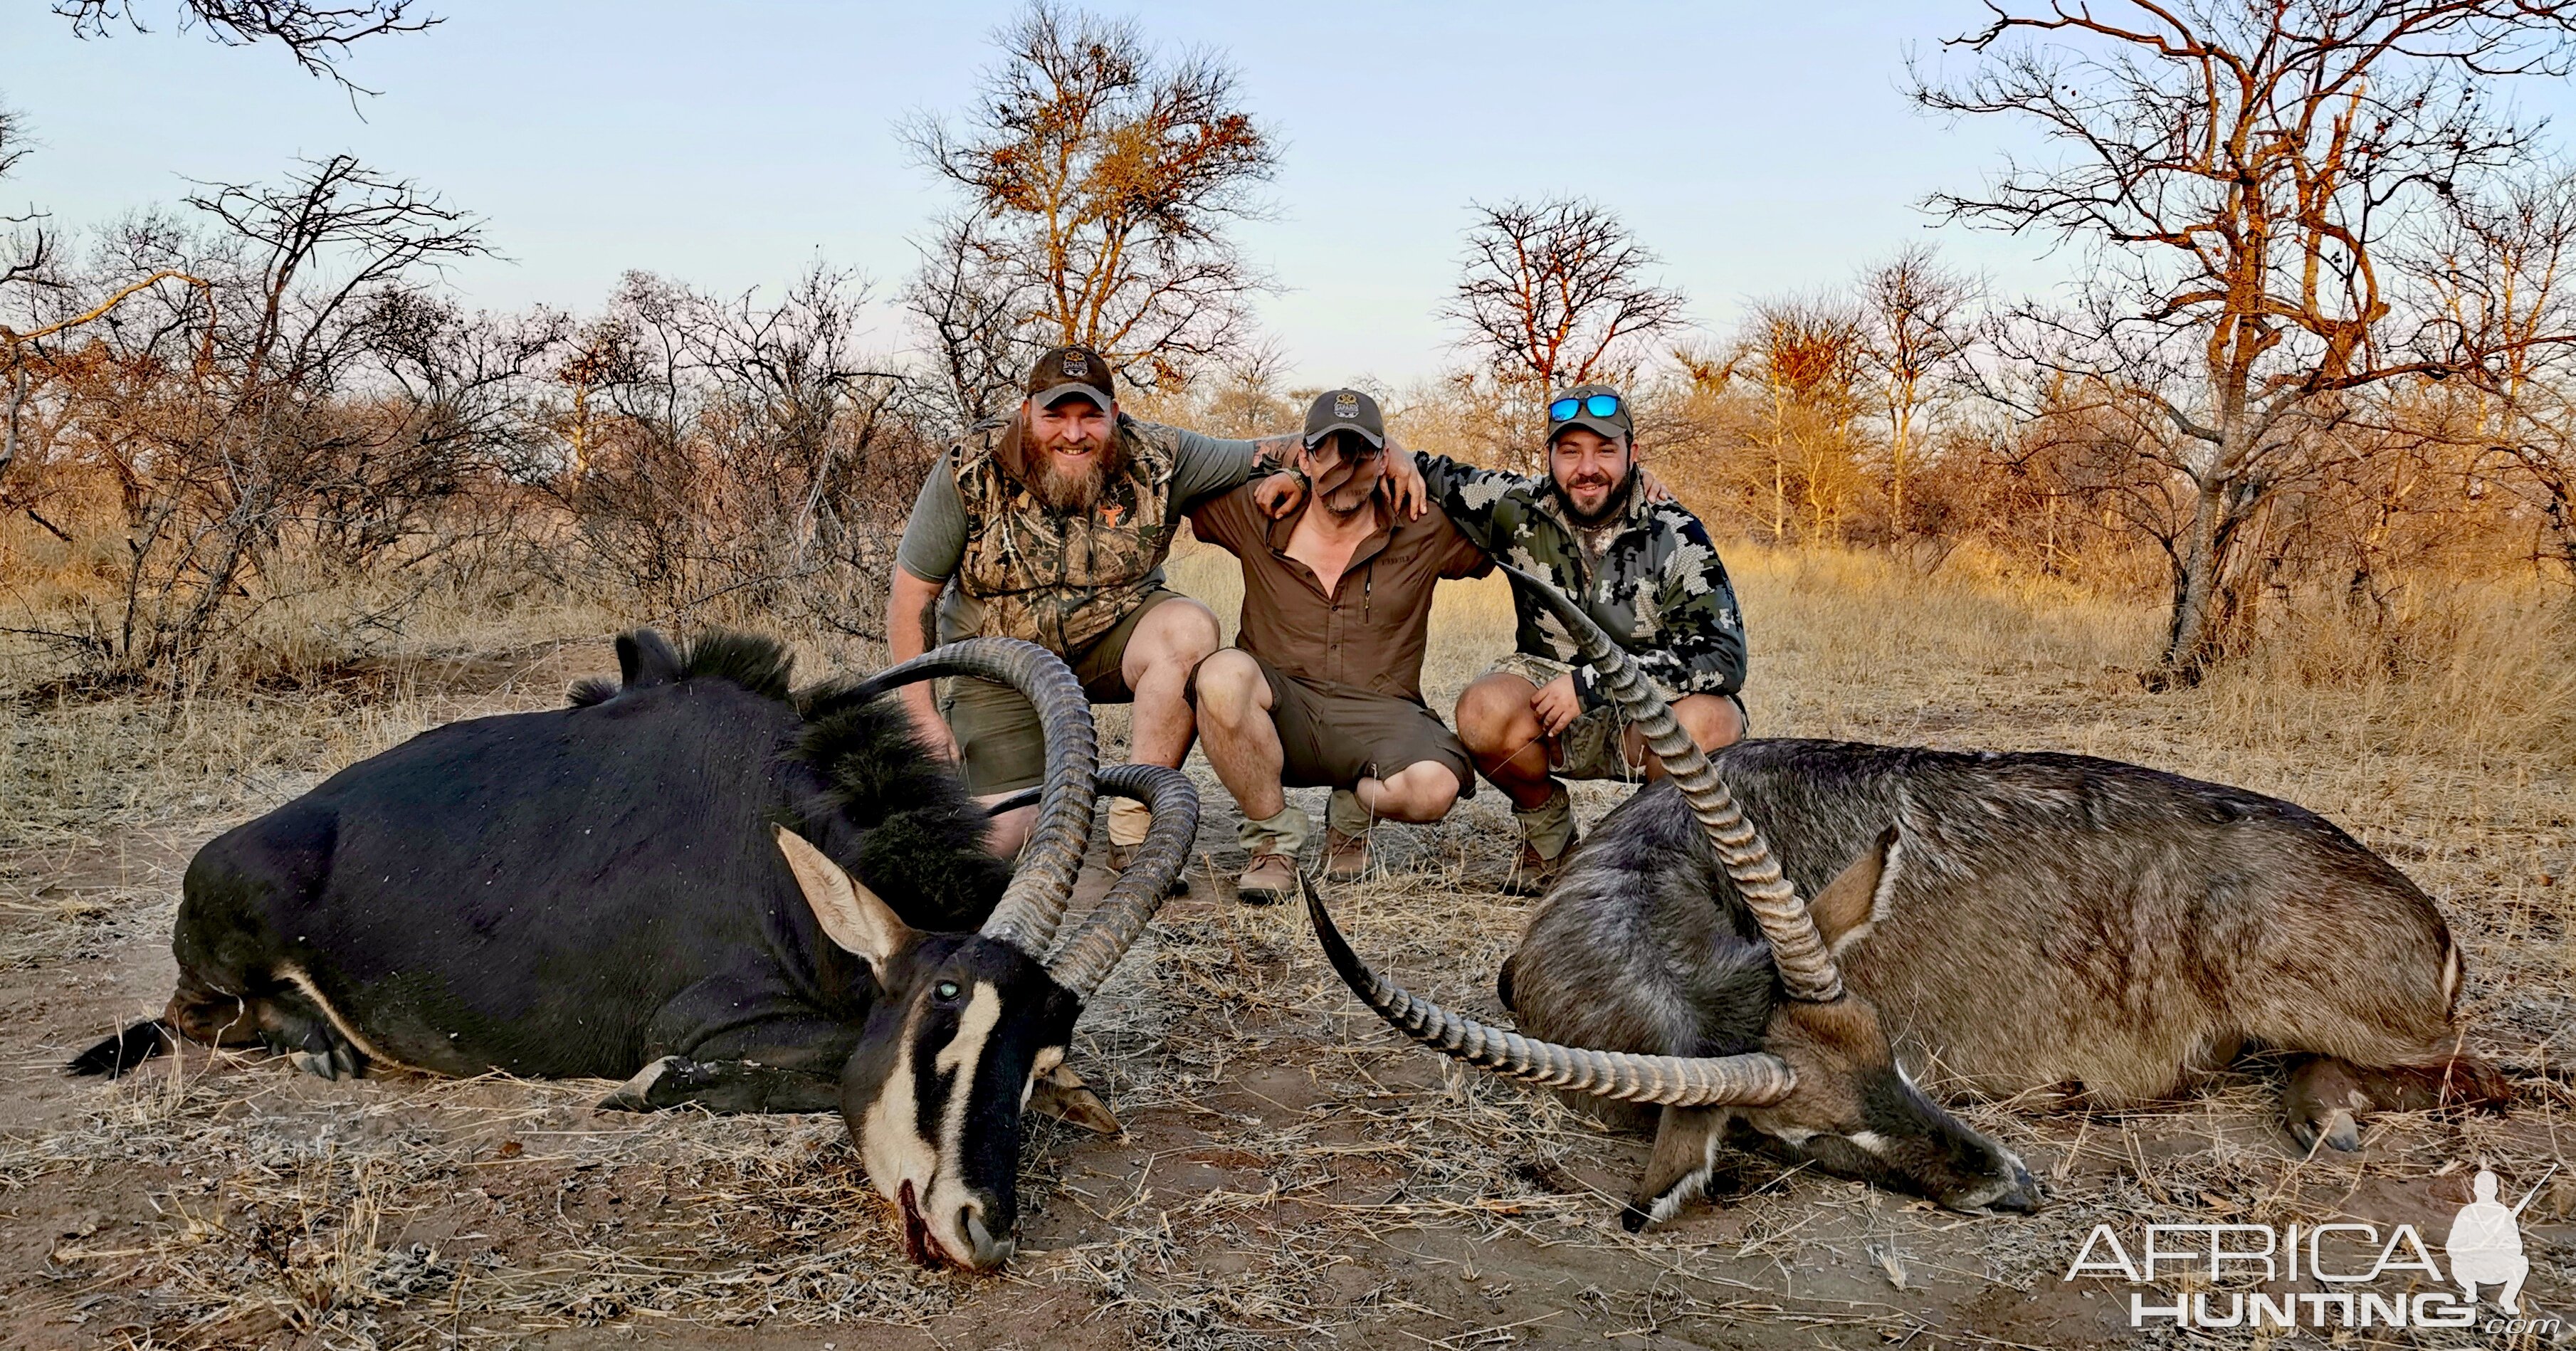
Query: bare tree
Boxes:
[
  {"xmin": 1916, "ymin": 0, "xmax": 2576, "ymax": 684},
  {"xmin": 2416, "ymin": 159, "xmax": 2576, "ymax": 582},
  {"xmin": 52, "ymin": 0, "xmax": 436, "ymax": 87},
  {"xmin": 902, "ymin": 213, "xmax": 1040, "ymax": 439},
  {"xmin": 903, "ymin": 0, "xmax": 1278, "ymax": 392},
  {"xmin": 550, "ymin": 267, "xmax": 925, "ymax": 640},
  {"xmin": 1444, "ymin": 196, "xmax": 1688, "ymax": 398},
  {"xmin": 2, "ymin": 156, "xmax": 514, "ymax": 689},
  {"xmin": 1741, "ymin": 298, "xmax": 1867, "ymax": 542},
  {"xmin": 1859, "ymin": 245, "xmax": 1976, "ymax": 528}
]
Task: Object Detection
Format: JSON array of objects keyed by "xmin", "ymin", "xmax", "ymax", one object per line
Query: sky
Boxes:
[{"xmin": 6, "ymin": 1, "xmax": 2575, "ymax": 389}]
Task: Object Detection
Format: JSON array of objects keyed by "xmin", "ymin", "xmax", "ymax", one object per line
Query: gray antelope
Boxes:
[
  {"xmin": 1313, "ymin": 572, "xmax": 2503, "ymax": 1229},
  {"xmin": 72, "ymin": 631, "xmax": 1195, "ymax": 1271}
]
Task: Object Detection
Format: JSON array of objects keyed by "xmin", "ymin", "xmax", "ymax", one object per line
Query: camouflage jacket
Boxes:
[{"xmin": 1419, "ymin": 455, "xmax": 1746, "ymax": 711}]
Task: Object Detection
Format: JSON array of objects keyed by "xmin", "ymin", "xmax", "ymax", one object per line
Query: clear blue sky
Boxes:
[{"xmin": 6, "ymin": 2, "xmax": 2572, "ymax": 387}]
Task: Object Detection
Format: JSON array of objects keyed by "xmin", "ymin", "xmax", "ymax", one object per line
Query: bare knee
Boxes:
[
  {"xmin": 1190, "ymin": 650, "xmax": 1266, "ymax": 728},
  {"xmin": 1372, "ymin": 763, "xmax": 1462, "ymax": 822},
  {"xmin": 1455, "ymin": 675, "xmax": 1538, "ymax": 755},
  {"xmin": 1129, "ymin": 600, "xmax": 1221, "ymax": 683},
  {"xmin": 1673, "ymin": 695, "xmax": 1745, "ymax": 752}
]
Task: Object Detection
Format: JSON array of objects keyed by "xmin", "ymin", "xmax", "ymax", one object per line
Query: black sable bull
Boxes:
[
  {"xmin": 1317, "ymin": 570, "xmax": 2502, "ymax": 1229},
  {"xmin": 69, "ymin": 631, "xmax": 1197, "ymax": 1271}
]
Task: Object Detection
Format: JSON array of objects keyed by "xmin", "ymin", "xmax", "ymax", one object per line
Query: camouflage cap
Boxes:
[{"xmin": 1026, "ymin": 344, "xmax": 1115, "ymax": 410}]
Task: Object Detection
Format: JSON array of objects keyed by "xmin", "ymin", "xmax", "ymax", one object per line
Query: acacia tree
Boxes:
[
  {"xmin": 1741, "ymin": 298, "xmax": 1868, "ymax": 542},
  {"xmin": 1444, "ymin": 196, "xmax": 1688, "ymax": 399},
  {"xmin": 1916, "ymin": 0, "xmax": 2576, "ymax": 684},
  {"xmin": 1859, "ymin": 245, "xmax": 1976, "ymax": 527},
  {"xmin": 904, "ymin": 0, "xmax": 1278, "ymax": 395}
]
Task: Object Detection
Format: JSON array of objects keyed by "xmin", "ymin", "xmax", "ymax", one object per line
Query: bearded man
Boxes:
[
  {"xmin": 889, "ymin": 345, "xmax": 1423, "ymax": 866},
  {"xmin": 1421, "ymin": 384, "xmax": 1749, "ymax": 895}
]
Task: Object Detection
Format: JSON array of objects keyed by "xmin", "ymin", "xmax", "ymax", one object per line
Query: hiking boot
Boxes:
[
  {"xmin": 1323, "ymin": 827, "xmax": 1370, "ymax": 883},
  {"xmin": 1106, "ymin": 842, "xmax": 1190, "ymax": 896},
  {"xmin": 1235, "ymin": 851, "xmax": 1299, "ymax": 906},
  {"xmin": 1504, "ymin": 784, "xmax": 1579, "ymax": 896},
  {"xmin": 1501, "ymin": 834, "xmax": 1577, "ymax": 898}
]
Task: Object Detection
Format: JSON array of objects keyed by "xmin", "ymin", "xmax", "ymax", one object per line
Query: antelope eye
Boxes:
[{"xmin": 933, "ymin": 980, "xmax": 962, "ymax": 1002}]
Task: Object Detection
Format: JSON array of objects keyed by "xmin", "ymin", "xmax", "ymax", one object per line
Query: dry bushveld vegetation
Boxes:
[{"xmin": 6, "ymin": 0, "xmax": 2576, "ymax": 1346}]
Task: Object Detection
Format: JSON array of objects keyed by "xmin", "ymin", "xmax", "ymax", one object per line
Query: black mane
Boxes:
[{"xmin": 569, "ymin": 628, "xmax": 1006, "ymax": 928}]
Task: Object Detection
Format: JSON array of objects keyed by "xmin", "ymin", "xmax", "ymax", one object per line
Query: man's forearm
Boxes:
[{"xmin": 887, "ymin": 568, "xmax": 947, "ymax": 725}]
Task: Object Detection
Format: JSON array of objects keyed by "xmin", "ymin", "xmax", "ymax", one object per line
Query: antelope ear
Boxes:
[
  {"xmin": 1029, "ymin": 1063, "xmax": 1122, "ymax": 1135},
  {"xmin": 775, "ymin": 826, "xmax": 913, "ymax": 967},
  {"xmin": 1809, "ymin": 827, "xmax": 1898, "ymax": 957}
]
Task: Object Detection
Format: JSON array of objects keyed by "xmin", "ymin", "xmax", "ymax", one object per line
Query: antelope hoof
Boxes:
[{"xmin": 599, "ymin": 1056, "xmax": 685, "ymax": 1112}]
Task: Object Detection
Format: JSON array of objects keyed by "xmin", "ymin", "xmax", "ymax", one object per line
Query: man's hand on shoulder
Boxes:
[
  {"xmin": 1254, "ymin": 468, "xmax": 1308, "ymax": 520},
  {"xmin": 1636, "ymin": 467, "xmax": 1678, "ymax": 507},
  {"xmin": 1386, "ymin": 444, "xmax": 1427, "ymax": 520}
]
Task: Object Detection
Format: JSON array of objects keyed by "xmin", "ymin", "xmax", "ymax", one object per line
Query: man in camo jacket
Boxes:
[{"xmin": 1416, "ymin": 383, "xmax": 1749, "ymax": 895}]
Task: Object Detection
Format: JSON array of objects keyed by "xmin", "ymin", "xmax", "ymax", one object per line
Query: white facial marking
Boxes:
[
  {"xmin": 860, "ymin": 1001, "xmax": 938, "ymax": 1214},
  {"xmin": 275, "ymin": 962, "xmax": 409, "ymax": 1071},
  {"xmin": 922, "ymin": 982, "xmax": 1006, "ymax": 1259}
]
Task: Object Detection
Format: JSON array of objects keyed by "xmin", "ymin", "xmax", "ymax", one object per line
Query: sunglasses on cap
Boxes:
[{"xmin": 1548, "ymin": 393, "xmax": 1623, "ymax": 422}]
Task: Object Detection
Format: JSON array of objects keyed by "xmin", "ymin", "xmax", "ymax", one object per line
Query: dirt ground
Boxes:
[{"xmin": 4, "ymin": 559, "xmax": 2573, "ymax": 1349}]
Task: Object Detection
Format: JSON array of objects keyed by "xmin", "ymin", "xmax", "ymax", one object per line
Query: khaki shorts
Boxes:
[
  {"xmin": 1481, "ymin": 652, "xmax": 1749, "ymax": 783},
  {"xmin": 1199, "ymin": 652, "xmax": 1474, "ymax": 797},
  {"xmin": 944, "ymin": 589, "xmax": 1182, "ymax": 796}
]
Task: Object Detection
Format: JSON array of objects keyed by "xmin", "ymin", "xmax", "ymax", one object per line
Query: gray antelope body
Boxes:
[{"xmin": 1506, "ymin": 742, "xmax": 2504, "ymax": 1161}]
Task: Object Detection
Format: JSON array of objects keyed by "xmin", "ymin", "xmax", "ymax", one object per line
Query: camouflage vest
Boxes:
[{"xmin": 952, "ymin": 415, "xmax": 1178, "ymax": 654}]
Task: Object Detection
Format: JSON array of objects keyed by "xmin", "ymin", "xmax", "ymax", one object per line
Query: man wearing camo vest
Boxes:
[
  {"xmin": 889, "ymin": 344, "xmax": 1422, "ymax": 870},
  {"xmin": 1419, "ymin": 384, "xmax": 1750, "ymax": 895}
]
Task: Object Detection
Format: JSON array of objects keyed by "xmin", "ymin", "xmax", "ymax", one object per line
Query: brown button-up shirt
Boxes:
[{"xmin": 1188, "ymin": 484, "xmax": 1493, "ymax": 704}]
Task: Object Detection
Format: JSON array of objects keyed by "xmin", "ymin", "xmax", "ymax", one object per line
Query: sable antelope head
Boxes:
[{"xmin": 784, "ymin": 643, "xmax": 1198, "ymax": 1271}]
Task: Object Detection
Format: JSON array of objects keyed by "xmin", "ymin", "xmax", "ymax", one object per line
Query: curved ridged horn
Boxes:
[
  {"xmin": 1043, "ymin": 762, "xmax": 1199, "ymax": 999},
  {"xmin": 1306, "ymin": 878, "xmax": 1794, "ymax": 1107},
  {"xmin": 1496, "ymin": 564, "xmax": 1843, "ymax": 1002},
  {"xmin": 842, "ymin": 637, "xmax": 1095, "ymax": 955}
]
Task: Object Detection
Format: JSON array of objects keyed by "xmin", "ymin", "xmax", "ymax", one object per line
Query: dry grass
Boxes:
[{"xmin": 3, "ymin": 541, "xmax": 2571, "ymax": 1348}]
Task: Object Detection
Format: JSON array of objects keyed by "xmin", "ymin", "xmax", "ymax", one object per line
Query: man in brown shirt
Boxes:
[{"xmin": 1187, "ymin": 389, "xmax": 1493, "ymax": 903}]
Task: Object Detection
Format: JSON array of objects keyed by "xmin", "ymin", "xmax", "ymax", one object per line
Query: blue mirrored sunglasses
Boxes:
[{"xmin": 1548, "ymin": 394, "xmax": 1622, "ymax": 422}]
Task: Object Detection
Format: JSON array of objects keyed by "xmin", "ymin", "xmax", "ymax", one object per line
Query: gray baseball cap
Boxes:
[
  {"xmin": 1025, "ymin": 344, "xmax": 1115, "ymax": 410},
  {"xmin": 1302, "ymin": 388, "xmax": 1385, "ymax": 449}
]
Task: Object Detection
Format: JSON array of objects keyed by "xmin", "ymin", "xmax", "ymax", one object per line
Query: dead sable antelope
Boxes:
[
  {"xmin": 70, "ymin": 631, "xmax": 1196, "ymax": 1271},
  {"xmin": 1316, "ymin": 570, "xmax": 2505, "ymax": 1229}
]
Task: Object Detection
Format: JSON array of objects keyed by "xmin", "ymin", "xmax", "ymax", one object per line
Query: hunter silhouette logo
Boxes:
[
  {"xmin": 2064, "ymin": 1160, "xmax": 2561, "ymax": 1334},
  {"xmin": 2447, "ymin": 1165, "xmax": 2542, "ymax": 1313}
]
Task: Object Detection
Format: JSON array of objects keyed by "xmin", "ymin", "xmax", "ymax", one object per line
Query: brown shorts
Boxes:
[
  {"xmin": 944, "ymin": 589, "xmax": 1183, "ymax": 796},
  {"xmin": 1218, "ymin": 652, "xmax": 1474, "ymax": 797},
  {"xmin": 1481, "ymin": 651, "xmax": 1749, "ymax": 782}
]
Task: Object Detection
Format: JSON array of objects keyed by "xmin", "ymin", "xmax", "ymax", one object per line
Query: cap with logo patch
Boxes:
[
  {"xmin": 1026, "ymin": 344, "xmax": 1116, "ymax": 410},
  {"xmin": 1545, "ymin": 382, "xmax": 1632, "ymax": 446},
  {"xmin": 1302, "ymin": 387, "xmax": 1385, "ymax": 450}
]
